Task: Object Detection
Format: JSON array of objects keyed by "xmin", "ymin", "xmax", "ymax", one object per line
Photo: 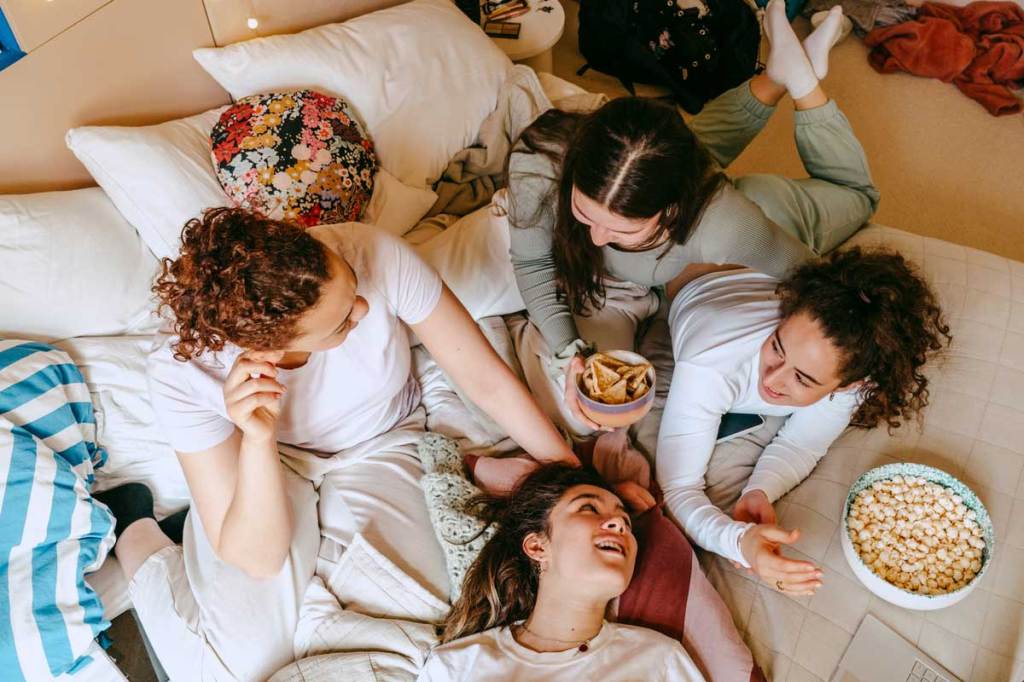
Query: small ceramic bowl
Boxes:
[
  {"xmin": 841, "ymin": 463, "xmax": 995, "ymax": 610},
  {"xmin": 574, "ymin": 349, "xmax": 656, "ymax": 429}
]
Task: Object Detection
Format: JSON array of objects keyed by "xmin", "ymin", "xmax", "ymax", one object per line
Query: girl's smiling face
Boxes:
[
  {"xmin": 523, "ymin": 484, "xmax": 638, "ymax": 601},
  {"xmin": 758, "ymin": 311, "xmax": 847, "ymax": 406}
]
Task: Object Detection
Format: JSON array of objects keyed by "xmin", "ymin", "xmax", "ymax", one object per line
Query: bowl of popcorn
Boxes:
[
  {"xmin": 575, "ymin": 350, "xmax": 655, "ymax": 429},
  {"xmin": 842, "ymin": 463, "xmax": 995, "ymax": 610}
]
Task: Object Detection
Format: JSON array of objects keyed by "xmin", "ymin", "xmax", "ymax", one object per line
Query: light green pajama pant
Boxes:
[{"xmin": 689, "ymin": 81, "xmax": 881, "ymax": 254}]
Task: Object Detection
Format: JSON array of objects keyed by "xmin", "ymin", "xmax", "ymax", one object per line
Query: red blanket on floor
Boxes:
[{"xmin": 865, "ymin": 1, "xmax": 1024, "ymax": 115}]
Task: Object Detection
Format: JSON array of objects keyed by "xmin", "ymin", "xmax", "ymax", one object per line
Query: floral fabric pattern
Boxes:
[{"xmin": 211, "ymin": 90, "xmax": 376, "ymax": 227}]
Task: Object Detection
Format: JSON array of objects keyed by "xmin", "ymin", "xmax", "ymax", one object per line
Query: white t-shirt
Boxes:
[
  {"xmin": 418, "ymin": 622, "xmax": 705, "ymax": 681},
  {"xmin": 657, "ymin": 270, "xmax": 860, "ymax": 566},
  {"xmin": 147, "ymin": 224, "xmax": 442, "ymax": 455}
]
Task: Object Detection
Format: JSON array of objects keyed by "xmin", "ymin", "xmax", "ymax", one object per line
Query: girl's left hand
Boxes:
[
  {"xmin": 733, "ymin": 490, "xmax": 776, "ymax": 526},
  {"xmin": 731, "ymin": 490, "xmax": 777, "ymax": 569}
]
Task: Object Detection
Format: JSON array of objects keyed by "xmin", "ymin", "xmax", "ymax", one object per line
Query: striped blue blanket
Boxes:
[{"xmin": 0, "ymin": 340, "xmax": 115, "ymax": 680}]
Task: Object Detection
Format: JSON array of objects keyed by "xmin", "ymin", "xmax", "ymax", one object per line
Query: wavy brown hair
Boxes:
[
  {"xmin": 777, "ymin": 247, "xmax": 951, "ymax": 432},
  {"xmin": 441, "ymin": 464, "xmax": 615, "ymax": 643},
  {"xmin": 154, "ymin": 207, "xmax": 330, "ymax": 361},
  {"xmin": 510, "ymin": 97, "xmax": 724, "ymax": 314}
]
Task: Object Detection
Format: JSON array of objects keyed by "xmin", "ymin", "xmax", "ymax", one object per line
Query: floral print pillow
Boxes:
[{"xmin": 211, "ymin": 90, "xmax": 376, "ymax": 227}]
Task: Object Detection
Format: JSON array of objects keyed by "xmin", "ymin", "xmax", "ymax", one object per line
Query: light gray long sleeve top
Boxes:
[{"xmin": 507, "ymin": 148, "xmax": 814, "ymax": 355}]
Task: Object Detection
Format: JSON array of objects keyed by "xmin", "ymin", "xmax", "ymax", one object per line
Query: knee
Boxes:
[{"xmin": 862, "ymin": 184, "xmax": 881, "ymax": 216}]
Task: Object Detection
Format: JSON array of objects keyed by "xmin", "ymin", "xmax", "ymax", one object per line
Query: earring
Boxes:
[{"xmin": 829, "ymin": 392, "xmax": 835, "ymax": 401}]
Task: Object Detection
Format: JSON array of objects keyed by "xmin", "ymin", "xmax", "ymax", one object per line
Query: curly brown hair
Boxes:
[
  {"xmin": 776, "ymin": 247, "xmax": 951, "ymax": 432},
  {"xmin": 154, "ymin": 207, "xmax": 330, "ymax": 361}
]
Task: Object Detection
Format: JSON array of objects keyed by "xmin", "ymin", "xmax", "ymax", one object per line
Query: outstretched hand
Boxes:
[{"xmin": 739, "ymin": 524, "xmax": 823, "ymax": 596}]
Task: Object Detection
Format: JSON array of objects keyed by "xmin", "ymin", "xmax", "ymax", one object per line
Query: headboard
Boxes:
[{"xmin": 0, "ymin": 0, "xmax": 408, "ymax": 194}]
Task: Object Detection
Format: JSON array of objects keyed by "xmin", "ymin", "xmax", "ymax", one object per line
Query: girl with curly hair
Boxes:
[
  {"xmin": 105, "ymin": 208, "xmax": 577, "ymax": 681},
  {"xmin": 420, "ymin": 464, "xmax": 703, "ymax": 681},
  {"xmin": 655, "ymin": 248, "xmax": 950, "ymax": 596}
]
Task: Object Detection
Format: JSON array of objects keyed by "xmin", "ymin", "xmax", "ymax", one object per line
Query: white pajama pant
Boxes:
[{"xmin": 129, "ymin": 407, "xmax": 449, "ymax": 682}]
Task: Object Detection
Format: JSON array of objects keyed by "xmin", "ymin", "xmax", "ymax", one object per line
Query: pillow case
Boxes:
[
  {"xmin": 0, "ymin": 341, "xmax": 116, "ymax": 679},
  {"xmin": 0, "ymin": 188, "xmax": 158, "ymax": 341},
  {"xmin": 68, "ymin": 108, "xmax": 434, "ymax": 259},
  {"xmin": 363, "ymin": 171, "xmax": 437, "ymax": 238},
  {"xmin": 193, "ymin": 0, "xmax": 511, "ymax": 190},
  {"xmin": 212, "ymin": 90, "xmax": 376, "ymax": 227},
  {"xmin": 66, "ymin": 108, "xmax": 231, "ymax": 261},
  {"xmin": 415, "ymin": 200, "xmax": 525, "ymax": 321}
]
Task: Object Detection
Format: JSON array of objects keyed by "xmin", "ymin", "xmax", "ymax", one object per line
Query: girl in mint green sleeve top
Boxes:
[{"xmin": 507, "ymin": 4, "xmax": 879, "ymax": 434}]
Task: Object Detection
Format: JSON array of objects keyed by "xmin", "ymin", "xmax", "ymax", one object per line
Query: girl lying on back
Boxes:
[{"xmin": 419, "ymin": 464, "xmax": 705, "ymax": 681}]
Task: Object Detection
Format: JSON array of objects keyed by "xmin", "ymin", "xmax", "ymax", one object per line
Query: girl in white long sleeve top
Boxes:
[{"xmin": 657, "ymin": 249, "xmax": 950, "ymax": 595}]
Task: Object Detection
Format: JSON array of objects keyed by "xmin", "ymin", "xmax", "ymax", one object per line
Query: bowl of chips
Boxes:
[{"xmin": 575, "ymin": 350, "xmax": 656, "ymax": 429}]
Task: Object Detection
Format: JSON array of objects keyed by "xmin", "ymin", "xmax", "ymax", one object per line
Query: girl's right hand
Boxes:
[
  {"xmin": 739, "ymin": 524, "xmax": 823, "ymax": 595},
  {"xmin": 564, "ymin": 354, "xmax": 606, "ymax": 432},
  {"xmin": 224, "ymin": 351, "xmax": 286, "ymax": 443}
]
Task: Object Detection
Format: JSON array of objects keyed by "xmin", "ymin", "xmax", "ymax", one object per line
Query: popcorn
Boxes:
[{"xmin": 848, "ymin": 477, "xmax": 985, "ymax": 595}]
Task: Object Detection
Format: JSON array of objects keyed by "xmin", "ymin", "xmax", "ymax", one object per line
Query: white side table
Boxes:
[{"xmin": 485, "ymin": 0, "xmax": 565, "ymax": 73}]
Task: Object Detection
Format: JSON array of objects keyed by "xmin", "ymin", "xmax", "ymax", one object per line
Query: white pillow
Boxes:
[
  {"xmin": 415, "ymin": 201, "xmax": 525, "ymax": 320},
  {"xmin": 68, "ymin": 105, "xmax": 437, "ymax": 259},
  {"xmin": 193, "ymin": 0, "xmax": 511, "ymax": 190},
  {"xmin": 66, "ymin": 107, "xmax": 231, "ymax": 261},
  {"xmin": 363, "ymin": 171, "xmax": 438, "ymax": 237},
  {"xmin": 0, "ymin": 188, "xmax": 158, "ymax": 341}
]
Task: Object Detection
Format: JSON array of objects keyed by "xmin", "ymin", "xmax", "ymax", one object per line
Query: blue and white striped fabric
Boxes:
[{"xmin": 0, "ymin": 340, "xmax": 116, "ymax": 680}]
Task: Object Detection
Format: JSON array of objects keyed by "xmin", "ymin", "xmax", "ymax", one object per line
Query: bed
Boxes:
[{"xmin": 1, "ymin": 0, "xmax": 1022, "ymax": 680}]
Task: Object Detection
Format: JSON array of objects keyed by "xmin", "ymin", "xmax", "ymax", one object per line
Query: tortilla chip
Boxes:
[
  {"xmin": 629, "ymin": 381, "xmax": 650, "ymax": 400},
  {"xmin": 600, "ymin": 378, "xmax": 628, "ymax": 404},
  {"xmin": 591, "ymin": 352, "xmax": 627, "ymax": 371},
  {"xmin": 591, "ymin": 360, "xmax": 622, "ymax": 393},
  {"xmin": 620, "ymin": 364, "xmax": 651, "ymax": 390}
]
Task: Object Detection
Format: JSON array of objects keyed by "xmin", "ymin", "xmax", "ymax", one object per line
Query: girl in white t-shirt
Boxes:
[
  {"xmin": 657, "ymin": 248, "xmax": 950, "ymax": 597},
  {"xmin": 103, "ymin": 208, "xmax": 579, "ymax": 681},
  {"xmin": 420, "ymin": 464, "xmax": 704, "ymax": 682}
]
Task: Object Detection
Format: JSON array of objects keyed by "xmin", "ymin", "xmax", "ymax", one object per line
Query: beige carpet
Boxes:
[{"xmin": 550, "ymin": 2, "xmax": 1024, "ymax": 261}]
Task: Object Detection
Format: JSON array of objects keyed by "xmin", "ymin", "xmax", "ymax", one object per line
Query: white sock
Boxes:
[
  {"xmin": 804, "ymin": 6, "xmax": 846, "ymax": 80},
  {"xmin": 763, "ymin": 0, "xmax": 819, "ymax": 100}
]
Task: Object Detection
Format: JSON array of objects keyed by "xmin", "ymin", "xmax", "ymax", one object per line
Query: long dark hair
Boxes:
[
  {"xmin": 511, "ymin": 97, "xmax": 724, "ymax": 314},
  {"xmin": 776, "ymin": 247, "xmax": 952, "ymax": 431},
  {"xmin": 441, "ymin": 464, "xmax": 614, "ymax": 643}
]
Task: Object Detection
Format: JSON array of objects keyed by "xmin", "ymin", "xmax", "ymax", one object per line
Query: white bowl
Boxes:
[{"xmin": 841, "ymin": 463, "xmax": 995, "ymax": 610}]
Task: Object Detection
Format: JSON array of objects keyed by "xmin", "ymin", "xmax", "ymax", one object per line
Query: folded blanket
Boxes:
[
  {"xmin": 866, "ymin": 1, "xmax": 1024, "ymax": 115},
  {"xmin": 0, "ymin": 341, "xmax": 116, "ymax": 680}
]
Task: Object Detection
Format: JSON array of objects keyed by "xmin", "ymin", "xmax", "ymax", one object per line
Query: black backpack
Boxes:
[{"xmin": 577, "ymin": 0, "xmax": 761, "ymax": 114}]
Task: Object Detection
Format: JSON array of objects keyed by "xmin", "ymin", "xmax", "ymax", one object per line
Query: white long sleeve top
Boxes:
[{"xmin": 657, "ymin": 270, "xmax": 860, "ymax": 567}]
